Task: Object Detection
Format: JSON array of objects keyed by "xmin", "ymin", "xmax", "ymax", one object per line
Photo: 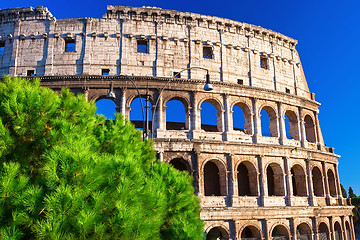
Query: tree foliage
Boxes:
[
  {"xmin": 340, "ymin": 184, "xmax": 347, "ymax": 198},
  {"xmin": 349, "ymin": 187, "xmax": 356, "ymax": 198},
  {"xmin": 0, "ymin": 76, "xmax": 204, "ymax": 240}
]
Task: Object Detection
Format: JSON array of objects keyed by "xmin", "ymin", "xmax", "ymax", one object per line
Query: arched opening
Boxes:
[
  {"xmin": 166, "ymin": 99, "xmax": 188, "ymax": 130},
  {"xmin": 232, "ymin": 103, "xmax": 252, "ymax": 134},
  {"xmin": 267, "ymin": 163, "xmax": 285, "ymax": 196},
  {"xmin": 237, "ymin": 162, "xmax": 258, "ymax": 196},
  {"xmin": 318, "ymin": 222, "xmax": 330, "ymax": 240},
  {"xmin": 334, "ymin": 221, "xmax": 343, "ymax": 240},
  {"xmin": 206, "ymin": 227, "xmax": 229, "ymax": 240},
  {"xmin": 345, "ymin": 221, "xmax": 352, "ymax": 240},
  {"xmin": 304, "ymin": 115, "xmax": 316, "ymax": 143},
  {"xmin": 260, "ymin": 106, "xmax": 278, "ymax": 137},
  {"xmin": 204, "ymin": 161, "xmax": 221, "ymax": 196},
  {"xmin": 327, "ymin": 169, "xmax": 337, "ymax": 197},
  {"xmin": 271, "ymin": 225, "xmax": 289, "ymax": 240},
  {"xmin": 95, "ymin": 98, "xmax": 116, "ymax": 120},
  {"xmin": 169, "ymin": 158, "xmax": 191, "ymax": 173},
  {"xmin": 130, "ymin": 97, "xmax": 153, "ymax": 131},
  {"xmin": 284, "ymin": 110, "xmax": 299, "ymax": 140},
  {"xmin": 291, "ymin": 165, "xmax": 307, "ymax": 197},
  {"xmin": 312, "ymin": 167, "xmax": 324, "ymax": 197},
  {"xmin": 296, "ymin": 223, "xmax": 312, "ymax": 240},
  {"xmin": 240, "ymin": 226, "xmax": 261, "ymax": 239},
  {"xmin": 201, "ymin": 100, "xmax": 222, "ymax": 132}
]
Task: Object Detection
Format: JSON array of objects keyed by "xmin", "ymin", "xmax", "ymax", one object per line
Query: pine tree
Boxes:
[
  {"xmin": 340, "ymin": 184, "xmax": 347, "ymax": 198},
  {"xmin": 349, "ymin": 187, "xmax": 356, "ymax": 198},
  {"xmin": 0, "ymin": 76, "xmax": 204, "ymax": 240}
]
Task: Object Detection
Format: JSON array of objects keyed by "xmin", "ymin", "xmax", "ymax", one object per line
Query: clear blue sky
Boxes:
[{"xmin": 3, "ymin": 0, "xmax": 359, "ymax": 195}]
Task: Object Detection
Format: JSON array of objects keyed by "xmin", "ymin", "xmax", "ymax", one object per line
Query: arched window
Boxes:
[
  {"xmin": 260, "ymin": 106, "xmax": 278, "ymax": 137},
  {"xmin": 284, "ymin": 110, "xmax": 299, "ymax": 140},
  {"xmin": 169, "ymin": 158, "xmax": 191, "ymax": 173},
  {"xmin": 312, "ymin": 167, "xmax": 324, "ymax": 197},
  {"xmin": 240, "ymin": 226, "xmax": 261, "ymax": 239},
  {"xmin": 166, "ymin": 99, "xmax": 187, "ymax": 130},
  {"xmin": 232, "ymin": 103, "xmax": 252, "ymax": 134},
  {"xmin": 130, "ymin": 97, "xmax": 152, "ymax": 131},
  {"xmin": 345, "ymin": 221, "xmax": 352, "ymax": 240},
  {"xmin": 204, "ymin": 161, "xmax": 221, "ymax": 196},
  {"xmin": 267, "ymin": 163, "xmax": 285, "ymax": 196},
  {"xmin": 304, "ymin": 115, "xmax": 316, "ymax": 143},
  {"xmin": 291, "ymin": 165, "xmax": 307, "ymax": 197},
  {"xmin": 318, "ymin": 222, "xmax": 330, "ymax": 240},
  {"xmin": 327, "ymin": 169, "xmax": 337, "ymax": 197},
  {"xmin": 296, "ymin": 223, "xmax": 312, "ymax": 240},
  {"xmin": 237, "ymin": 162, "xmax": 258, "ymax": 196},
  {"xmin": 271, "ymin": 225, "xmax": 289, "ymax": 240},
  {"xmin": 334, "ymin": 221, "xmax": 343, "ymax": 240},
  {"xmin": 201, "ymin": 100, "xmax": 222, "ymax": 132},
  {"xmin": 206, "ymin": 227, "xmax": 229, "ymax": 240},
  {"xmin": 95, "ymin": 98, "xmax": 116, "ymax": 120}
]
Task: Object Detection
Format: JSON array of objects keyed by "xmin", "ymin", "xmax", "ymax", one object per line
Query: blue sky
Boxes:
[{"xmin": 3, "ymin": 0, "xmax": 359, "ymax": 195}]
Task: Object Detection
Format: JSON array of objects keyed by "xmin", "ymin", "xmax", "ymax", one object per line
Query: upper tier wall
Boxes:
[{"xmin": 0, "ymin": 6, "xmax": 311, "ymax": 99}]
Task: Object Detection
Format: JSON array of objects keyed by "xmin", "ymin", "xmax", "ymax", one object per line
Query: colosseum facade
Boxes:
[{"xmin": 0, "ymin": 5, "xmax": 355, "ymax": 240}]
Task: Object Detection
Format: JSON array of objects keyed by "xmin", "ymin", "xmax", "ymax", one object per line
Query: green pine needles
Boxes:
[{"xmin": 0, "ymin": 76, "xmax": 204, "ymax": 240}]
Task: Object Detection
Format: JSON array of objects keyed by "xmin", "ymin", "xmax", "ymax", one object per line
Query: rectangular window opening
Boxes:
[
  {"xmin": 0, "ymin": 42, "xmax": 4, "ymax": 56},
  {"xmin": 237, "ymin": 79, "xmax": 244, "ymax": 85},
  {"xmin": 65, "ymin": 39, "xmax": 75, "ymax": 52},
  {"xmin": 286, "ymin": 88, "xmax": 290, "ymax": 94},
  {"xmin": 102, "ymin": 69, "xmax": 110, "ymax": 76},
  {"xmin": 137, "ymin": 39, "xmax": 148, "ymax": 53},
  {"xmin": 27, "ymin": 70, "xmax": 35, "ymax": 77},
  {"xmin": 174, "ymin": 72, "xmax": 181, "ymax": 78},
  {"xmin": 260, "ymin": 56, "xmax": 269, "ymax": 69},
  {"xmin": 203, "ymin": 46, "xmax": 213, "ymax": 59}
]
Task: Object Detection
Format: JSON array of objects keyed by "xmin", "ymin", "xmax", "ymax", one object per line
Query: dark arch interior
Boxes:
[
  {"xmin": 237, "ymin": 163, "xmax": 250, "ymax": 196},
  {"xmin": 204, "ymin": 161, "xmax": 221, "ymax": 196},
  {"xmin": 169, "ymin": 158, "xmax": 190, "ymax": 173},
  {"xmin": 241, "ymin": 226, "xmax": 261, "ymax": 239},
  {"xmin": 271, "ymin": 225, "xmax": 288, "ymax": 239},
  {"xmin": 291, "ymin": 165, "xmax": 307, "ymax": 197},
  {"xmin": 206, "ymin": 227, "xmax": 228, "ymax": 240},
  {"xmin": 296, "ymin": 223, "xmax": 312, "ymax": 239},
  {"xmin": 304, "ymin": 115, "xmax": 316, "ymax": 143},
  {"xmin": 327, "ymin": 169, "xmax": 337, "ymax": 197},
  {"xmin": 312, "ymin": 167, "xmax": 324, "ymax": 197},
  {"xmin": 267, "ymin": 166, "xmax": 275, "ymax": 196}
]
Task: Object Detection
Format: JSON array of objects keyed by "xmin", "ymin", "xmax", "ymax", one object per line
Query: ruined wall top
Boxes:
[
  {"xmin": 0, "ymin": 6, "xmax": 55, "ymax": 24},
  {"xmin": 103, "ymin": 5, "xmax": 298, "ymax": 47}
]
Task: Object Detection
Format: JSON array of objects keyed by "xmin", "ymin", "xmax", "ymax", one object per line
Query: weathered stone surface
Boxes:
[{"xmin": 0, "ymin": 6, "xmax": 354, "ymax": 240}]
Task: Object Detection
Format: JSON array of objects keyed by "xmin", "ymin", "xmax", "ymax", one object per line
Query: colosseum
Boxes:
[{"xmin": 0, "ymin": 5, "xmax": 355, "ymax": 240}]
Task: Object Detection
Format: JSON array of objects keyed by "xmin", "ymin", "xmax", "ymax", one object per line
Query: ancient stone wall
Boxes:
[{"xmin": 0, "ymin": 6, "xmax": 354, "ymax": 240}]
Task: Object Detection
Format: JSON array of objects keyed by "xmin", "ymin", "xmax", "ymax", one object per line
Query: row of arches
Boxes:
[
  {"xmin": 169, "ymin": 158, "xmax": 339, "ymax": 199},
  {"xmin": 206, "ymin": 220, "xmax": 353, "ymax": 240},
  {"xmin": 95, "ymin": 95, "xmax": 318, "ymax": 143}
]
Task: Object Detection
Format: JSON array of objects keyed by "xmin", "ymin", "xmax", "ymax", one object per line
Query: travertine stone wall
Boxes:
[{"xmin": 0, "ymin": 6, "xmax": 354, "ymax": 240}]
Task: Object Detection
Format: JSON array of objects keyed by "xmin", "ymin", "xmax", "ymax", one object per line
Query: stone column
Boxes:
[
  {"xmin": 298, "ymin": 107, "xmax": 306, "ymax": 148},
  {"xmin": 8, "ymin": 21, "xmax": 21, "ymax": 76},
  {"xmin": 190, "ymin": 91, "xmax": 201, "ymax": 138},
  {"xmin": 278, "ymin": 102, "xmax": 286, "ymax": 145},
  {"xmin": 314, "ymin": 110, "xmax": 321, "ymax": 146},
  {"xmin": 329, "ymin": 217, "xmax": 334, "ymax": 240},
  {"xmin": 305, "ymin": 159, "xmax": 315, "ymax": 206},
  {"xmin": 261, "ymin": 219, "xmax": 269, "ymax": 240},
  {"xmin": 334, "ymin": 164, "xmax": 343, "ymax": 204},
  {"xmin": 44, "ymin": 20, "xmax": 55, "ymax": 75},
  {"xmin": 82, "ymin": 18, "xmax": 92, "ymax": 75},
  {"xmin": 340, "ymin": 216, "xmax": 347, "ymax": 240},
  {"xmin": 223, "ymin": 93, "xmax": 232, "ymax": 141},
  {"xmin": 257, "ymin": 155, "xmax": 265, "ymax": 206},
  {"xmin": 289, "ymin": 218, "xmax": 296, "ymax": 240},
  {"xmin": 154, "ymin": 89, "xmax": 163, "ymax": 137},
  {"xmin": 312, "ymin": 217, "xmax": 318, "ymax": 240},
  {"xmin": 252, "ymin": 97, "xmax": 261, "ymax": 143},
  {"xmin": 284, "ymin": 157, "xmax": 293, "ymax": 206},
  {"xmin": 350, "ymin": 216, "xmax": 356, "ymax": 240},
  {"xmin": 193, "ymin": 150, "xmax": 202, "ymax": 197},
  {"xmin": 227, "ymin": 153, "xmax": 235, "ymax": 207}
]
